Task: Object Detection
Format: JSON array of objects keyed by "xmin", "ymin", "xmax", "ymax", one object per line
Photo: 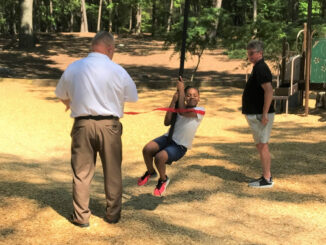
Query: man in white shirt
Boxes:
[
  {"xmin": 137, "ymin": 77, "xmax": 204, "ymax": 196},
  {"xmin": 55, "ymin": 31, "xmax": 138, "ymax": 227}
]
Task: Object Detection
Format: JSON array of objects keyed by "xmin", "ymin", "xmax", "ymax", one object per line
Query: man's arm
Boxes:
[
  {"xmin": 122, "ymin": 69, "xmax": 138, "ymax": 102},
  {"xmin": 60, "ymin": 99, "xmax": 70, "ymax": 112},
  {"xmin": 261, "ymin": 82, "xmax": 273, "ymax": 125}
]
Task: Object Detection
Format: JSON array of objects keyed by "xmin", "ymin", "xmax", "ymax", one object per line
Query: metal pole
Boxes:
[
  {"xmin": 304, "ymin": 0, "xmax": 312, "ymax": 116},
  {"xmin": 167, "ymin": 0, "xmax": 190, "ymax": 142}
]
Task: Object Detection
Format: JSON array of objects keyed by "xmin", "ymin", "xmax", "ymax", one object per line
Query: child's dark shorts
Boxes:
[{"xmin": 153, "ymin": 135, "xmax": 187, "ymax": 164}]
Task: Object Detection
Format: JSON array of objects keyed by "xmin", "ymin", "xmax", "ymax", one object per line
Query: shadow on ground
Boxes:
[
  {"xmin": 1, "ymin": 135, "xmax": 325, "ymax": 243},
  {"xmin": 0, "ymin": 33, "xmax": 247, "ymax": 90}
]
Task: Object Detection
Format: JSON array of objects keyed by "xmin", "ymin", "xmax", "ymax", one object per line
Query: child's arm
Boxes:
[
  {"xmin": 177, "ymin": 78, "xmax": 198, "ymax": 118},
  {"xmin": 164, "ymin": 92, "xmax": 178, "ymax": 126},
  {"xmin": 177, "ymin": 79, "xmax": 185, "ymax": 110}
]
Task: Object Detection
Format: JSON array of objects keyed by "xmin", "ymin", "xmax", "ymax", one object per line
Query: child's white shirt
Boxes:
[{"xmin": 164, "ymin": 106, "xmax": 205, "ymax": 149}]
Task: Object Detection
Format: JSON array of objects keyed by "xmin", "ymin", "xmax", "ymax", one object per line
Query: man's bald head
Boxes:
[{"xmin": 91, "ymin": 31, "xmax": 115, "ymax": 59}]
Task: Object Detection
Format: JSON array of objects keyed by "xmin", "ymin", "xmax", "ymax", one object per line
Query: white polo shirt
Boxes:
[
  {"xmin": 164, "ymin": 106, "xmax": 205, "ymax": 149},
  {"xmin": 55, "ymin": 52, "xmax": 138, "ymax": 118}
]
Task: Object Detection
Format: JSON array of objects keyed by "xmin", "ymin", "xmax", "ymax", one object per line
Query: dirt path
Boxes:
[{"xmin": 0, "ymin": 32, "xmax": 251, "ymax": 85}]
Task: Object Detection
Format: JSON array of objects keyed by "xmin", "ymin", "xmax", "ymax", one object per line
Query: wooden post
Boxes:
[{"xmin": 304, "ymin": 0, "xmax": 312, "ymax": 116}]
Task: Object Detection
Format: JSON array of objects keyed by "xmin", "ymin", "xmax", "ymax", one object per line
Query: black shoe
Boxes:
[
  {"xmin": 104, "ymin": 215, "xmax": 120, "ymax": 224},
  {"xmin": 248, "ymin": 176, "xmax": 274, "ymax": 188},
  {"xmin": 69, "ymin": 215, "xmax": 89, "ymax": 228}
]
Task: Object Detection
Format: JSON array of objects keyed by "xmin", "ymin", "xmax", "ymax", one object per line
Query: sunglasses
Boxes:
[{"xmin": 247, "ymin": 50, "xmax": 259, "ymax": 56}]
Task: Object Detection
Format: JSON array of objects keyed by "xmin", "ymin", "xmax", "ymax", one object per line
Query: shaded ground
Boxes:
[{"xmin": 0, "ymin": 32, "xmax": 249, "ymax": 89}]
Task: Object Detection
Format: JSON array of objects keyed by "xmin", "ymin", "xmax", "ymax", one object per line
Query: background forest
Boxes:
[{"xmin": 0, "ymin": 0, "xmax": 326, "ymax": 63}]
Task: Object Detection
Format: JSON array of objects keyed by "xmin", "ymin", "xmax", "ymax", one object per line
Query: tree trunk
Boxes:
[
  {"xmin": 253, "ymin": 0, "xmax": 257, "ymax": 22},
  {"xmin": 166, "ymin": 0, "xmax": 173, "ymax": 32},
  {"xmin": 322, "ymin": 0, "xmax": 326, "ymax": 18},
  {"xmin": 135, "ymin": 2, "xmax": 142, "ymax": 34},
  {"xmin": 19, "ymin": 0, "xmax": 34, "ymax": 48},
  {"xmin": 10, "ymin": 2, "xmax": 18, "ymax": 35},
  {"xmin": 210, "ymin": 0, "xmax": 222, "ymax": 37},
  {"xmin": 129, "ymin": 7, "xmax": 132, "ymax": 32},
  {"xmin": 107, "ymin": 0, "xmax": 113, "ymax": 32},
  {"xmin": 80, "ymin": 0, "xmax": 88, "ymax": 32},
  {"xmin": 152, "ymin": 0, "xmax": 156, "ymax": 37},
  {"xmin": 9, "ymin": 0, "xmax": 19, "ymax": 35},
  {"xmin": 191, "ymin": 49, "xmax": 204, "ymax": 82},
  {"xmin": 253, "ymin": 0, "xmax": 257, "ymax": 35},
  {"xmin": 97, "ymin": 0, "xmax": 103, "ymax": 32},
  {"xmin": 114, "ymin": 3, "xmax": 119, "ymax": 33},
  {"xmin": 70, "ymin": 12, "xmax": 74, "ymax": 32},
  {"xmin": 49, "ymin": 0, "xmax": 53, "ymax": 31},
  {"xmin": 36, "ymin": 0, "xmax": 42, "ymax": 32},
  {"xmin": 289, "ymin": 0, "xmax": 299, "ymax": 23},
  {"xmin": 13, "ymin": 9, "xmax": 17, "ymax": 34}
]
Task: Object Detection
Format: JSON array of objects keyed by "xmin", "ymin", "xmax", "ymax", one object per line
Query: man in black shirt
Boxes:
[{"xmin": 242, "ymin": 40, "xmax": 275, "ymax": 188}]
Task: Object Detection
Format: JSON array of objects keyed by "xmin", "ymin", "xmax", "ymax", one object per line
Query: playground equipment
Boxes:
[
  {"xmin": 273, "ymin": 23, "xmax": 326, "ymax": 114},
  {"xmin": 311, "ymin": 37, "xmax": 326, "ymax": 108},
  {"xmin": 311, "ymin": 37, "xmax": 326, "ymax": 84},
  {"xmin": 273, "ymin": 32, "xmax": 304, "ymax": 114},
  {"xmin": 273, "ymin": 53, "xmax": 301, "ymax": 114}
]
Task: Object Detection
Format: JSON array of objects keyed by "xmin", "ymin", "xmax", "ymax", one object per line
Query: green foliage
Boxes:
[
  {"xmin": 49, "ymin": 0, "xmax": 80, "ymax": 31},
  {"xmin": 0, "ymin": 0, "xmax": 20, "ymax": 34},
  {"xmin": 164, "ymin": 7, "xmax": 219, "ymax": 59},
  {"xmin": 163, "ymin": 6, "xmax": 219, "ymax": 79},
  {"xmin": 140, "ymin": 9, "xmax": 152, "ymax": 33},
  {"xmin": 220, "ymin": 0, "xmax": 306, "ymax": 64},
  {"xmin": 253, "ymin": 18, "xmax": 286, "ymax": 63},
  {"xmin": 299, "ymin": 0, "xmax": 322, "ymax": 17},
  {"xmin": 227, "ymin": 49, "xmax": 247, "ymax": 59}
]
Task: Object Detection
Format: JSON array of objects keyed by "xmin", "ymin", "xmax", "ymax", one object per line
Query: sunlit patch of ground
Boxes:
[{"xmin": 0, "ymin": 79, "xmax": 326, "ymax": 244}]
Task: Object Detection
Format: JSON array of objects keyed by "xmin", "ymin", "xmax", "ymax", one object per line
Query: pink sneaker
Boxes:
[
  {"xmin": 137, "ymin": 171, "xmax": 157, "ymax": 186},
  {"xmin": 153, "ymin": 176, "xmax": 170, "ymax": 196}
]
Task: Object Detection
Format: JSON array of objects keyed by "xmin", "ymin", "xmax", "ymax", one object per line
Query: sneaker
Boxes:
[
  {"xmin": 248, "ymin": 176, "xmax": 274, "ymax": 188},
  {"xmin": 153, "ymin": 176, "xmax": 170, "ymax": 196},
  {"xmin": 137, "ymin": 170, "xmax": 157, "ymax": 186}
]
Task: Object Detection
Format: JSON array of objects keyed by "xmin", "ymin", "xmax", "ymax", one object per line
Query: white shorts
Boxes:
[{"xmin": 245, "ymin": 113, "xmax": 274, "ymax": 144}]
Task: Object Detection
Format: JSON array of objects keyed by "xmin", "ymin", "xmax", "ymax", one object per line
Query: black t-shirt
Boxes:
[{"xmin": 242, "ymin": 58, "xmax": 275, "ymax": 114}]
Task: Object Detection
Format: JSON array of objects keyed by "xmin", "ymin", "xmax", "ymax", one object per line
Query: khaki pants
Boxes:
[{"xmin": 70, "ymin": 118, "xmax": 122, "ymax": 224}]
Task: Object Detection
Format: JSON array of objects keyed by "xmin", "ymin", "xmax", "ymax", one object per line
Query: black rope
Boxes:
[{"xmin": 167, "ymin": 0, "xmax": 190, "ymax": 143}]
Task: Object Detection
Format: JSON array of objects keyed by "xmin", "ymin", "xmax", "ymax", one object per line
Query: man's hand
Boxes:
[
  {"xmin": 60, "ymin": 99, "xmax": 70, "ymax": 112},
  {"xmin": 261, "ymin": 113, "xmax": 268, "ymax": 125}
]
